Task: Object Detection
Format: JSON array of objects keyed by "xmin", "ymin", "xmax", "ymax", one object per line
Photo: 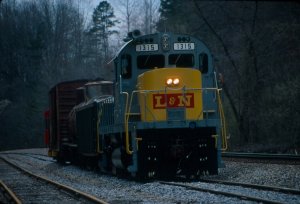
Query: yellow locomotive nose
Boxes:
[{"xmin": 137, "ymin": 68, "xmax": 203, "ymax": 122}]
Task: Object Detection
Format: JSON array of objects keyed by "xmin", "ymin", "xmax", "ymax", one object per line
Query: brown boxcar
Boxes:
[{"xmin": 47, "ymin": 80, "xmax": 90, "ymax": 159}]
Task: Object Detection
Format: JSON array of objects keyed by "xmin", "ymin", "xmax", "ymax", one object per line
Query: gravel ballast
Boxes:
[{"xmin": 1, "ymin": 148, "xmax": 299, "ymax": 203}]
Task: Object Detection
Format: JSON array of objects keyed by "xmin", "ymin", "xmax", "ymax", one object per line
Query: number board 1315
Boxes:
[{"xmin": 136, "ymin": 44, "xmax": 158, "ymax": 52}]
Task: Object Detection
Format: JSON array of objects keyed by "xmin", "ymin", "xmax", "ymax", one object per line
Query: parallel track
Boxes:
[
  {"xmin": 2, "ymin": 150, "xmax": 299, "ymax": 203},
  {"xmin": 222, "ymin": 152, "xmax": 300, "ymax": 164},
  {"xmin": 0, "ymin": 152, "xmax": 52, "ymax": 162},
  {"xmin": 0, "ymin": 156, "xmax": 108, "ymax": 204},
  {"xmin": 160, "ymin": 180, "xmax": 299, "ymax": 204},
  {"xmin": 199, "ymin": 178, "xmax": 300, "ymax": 195}
]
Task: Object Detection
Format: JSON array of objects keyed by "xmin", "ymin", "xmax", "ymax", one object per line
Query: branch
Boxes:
[
  {"xmin": 250, "ymin": 1, "xmax": 258, "ymax": 79},
  {"xmin": 251, "ymin": 1, "xmax": 258, "ymax": 35},
  {"xmin": 192, "ymin": 1, "xmax": 241, "ymax": 80},
  {"xmin": 192, "ymin": 1, "xmax": 241, "ymax": 123},
  {"xmin": 223, "ymin": 84, "xmax": 240, "ymax": 124}
]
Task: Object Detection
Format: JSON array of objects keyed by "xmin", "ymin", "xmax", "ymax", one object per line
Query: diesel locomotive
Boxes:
[{"xmin": 44, "ymin": 31, "xmax": 227, "ymax": 179}]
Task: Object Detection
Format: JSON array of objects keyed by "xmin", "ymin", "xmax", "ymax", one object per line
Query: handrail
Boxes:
[
  {"xmin": 216, "ymin": 89, "xmax": 228, "ymax": 151},
  {"xmin": 97, "ymin": 97, "xmax": 115, "ymax": 154},
  {"xmin": 123, "ymin": 87, "xmax": 228, "ymax": 154},
  {"xmin": 124, "ymin": 90, "xmax": 144, "ymax": 155},
  {"xmin": 121, "ymin": 91, "xmax": 132, "ymax": 155}
]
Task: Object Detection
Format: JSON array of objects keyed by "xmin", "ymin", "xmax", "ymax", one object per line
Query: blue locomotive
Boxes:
[{"xmin": 44, "ymin": 31, "xmax": 227, "ymax": 179}]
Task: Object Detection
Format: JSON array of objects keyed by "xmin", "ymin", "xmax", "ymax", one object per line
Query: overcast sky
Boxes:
[{"xmin": 82, "ymin": 0, "xmax": 160, "ymax": 29}]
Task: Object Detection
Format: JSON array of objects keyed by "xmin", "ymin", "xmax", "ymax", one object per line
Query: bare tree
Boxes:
[
  {"xmin": 114, "ymin": 0, "xmax": 137, "ymax": 33},
  {"xmin": 141, "ymin": 0, "xmax": 160, "ymax": 34},
  {"xmin": 191, "ymin": 1, "xmax": 300, "ymax": 148},
  {"xmin": 113, "ymin": 0, "xmax": 160, "ymax": 37}
]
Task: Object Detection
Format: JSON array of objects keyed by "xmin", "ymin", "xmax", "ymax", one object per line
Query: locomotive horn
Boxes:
[
  {"xmin": 132, "ymin": 29, "xmax": 141, "ymax": 38},
  {"xmin": 126, "ymin": 30, "xmax": 141, "ymax": 40}
]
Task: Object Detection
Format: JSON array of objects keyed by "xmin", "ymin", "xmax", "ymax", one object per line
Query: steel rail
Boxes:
[
  {"xmin": 0, "ymin": 156, "xmax": 109, "ymax": 204},
  {"xmin": 200, "ymin": 178, "xmax": 300, "ymax": 195},
  {"xmin": 0, "ymin": 179, "xmax": 22, "ymax": 204},
  {"xmin": 160, "ymin": 181, "xmax": 284, "ymax": 204},
  {"xmin": 222, "ymin": 152, "xmax": 300, "ymax": 161},
  {"xmin": 0, "ymin": 152, "xmax": 53, "ymax": 162}
]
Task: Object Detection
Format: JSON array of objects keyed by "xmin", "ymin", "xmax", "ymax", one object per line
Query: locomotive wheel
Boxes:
[
  {"xmin": 56, "ymin": 152, "xmax": 66, "ymax": 164},
  {"xmin": 133, "ymin": 172, "xmax": 149, "ymax": 182},
  {"xmin": 116, "ymin": 168, "xmax": 128, "ymax": 178},
  {"xmin": 56, "ymin": 156, "xmax": 65, "ymax": 164}
]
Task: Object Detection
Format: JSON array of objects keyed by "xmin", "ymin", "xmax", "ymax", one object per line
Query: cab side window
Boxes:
[
  {"xmin": 121, "ymin": 54, "xmax": 132, "ymax": 79},
  {"xmin": 199, "ymin": 53, "xmax": 208, "ymax": 74}
]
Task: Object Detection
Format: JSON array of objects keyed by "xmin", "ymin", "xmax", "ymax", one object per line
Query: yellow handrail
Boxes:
[
  {"xmin": 216, "ymin": 89, "xmax": 228, "ymax": 151},
  {"xmin": 121, "ymin": 92, "xmax": 133, "ymax": 155},
  {"xmin": 124, "ymin": 90, "xmax": 141, "ymax": 155},
  {"xmin": 123, "ymin": 88, "xmax": 228, "ymax": 154}
]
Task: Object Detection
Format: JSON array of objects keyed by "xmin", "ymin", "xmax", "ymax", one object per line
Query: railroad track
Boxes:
[
  {"xmin": 0, "ymin": 152, "xmax": 53, "ymax": 162},
  {"xmin": 0, "ymin": 156, "xmax": 108, "ymax": 204},
  {"xmin": 199, "ymin": 178, "xmax": 300, "ymax": 195},
  {"xmin": 0, "ymin": 179, "xmax": 21, "ymax": 204},
  {"xmin": 222, "ymin": 152, "xmax": 300, "ymax": 164},
  {"xmin": 1, "ymin": 150, "xmax": 299, "ymax": 203},
  {"xmin": 160, "ymin": 179, "xmax": 300, "ymax": 204}
]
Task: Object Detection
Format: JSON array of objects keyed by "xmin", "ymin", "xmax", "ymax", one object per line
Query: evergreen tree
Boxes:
[{"xmin": 90, "ymin": 1, "xmax": 119, "ymax": 60}]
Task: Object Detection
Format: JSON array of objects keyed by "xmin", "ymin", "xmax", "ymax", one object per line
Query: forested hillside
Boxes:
[
  {"xmin": 0, "ymin": 0, "xmax": 299, "ymax": 153},
  {"xmin": 0, "ymin": 0, "xmax": 116, "ymax": 150},
  {"xmin": 157, "ymin": 0, "xmax": 299, "ymax": 152},
  {"xmin": 0, "ymin": 0, "xmax": 159, "ymax": 150}
]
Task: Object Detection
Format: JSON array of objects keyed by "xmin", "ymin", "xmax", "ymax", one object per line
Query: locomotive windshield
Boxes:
[
  {"xmin": 169, "ymin": 54, "xmax": 194, "ymax": 67},
  {"xmin": 137, "ymin": 54, "xmax": 165, "ymax": 69},
  {"xmin": 137, "ymin": 54, "xmax": 195, "ymax": 69}
]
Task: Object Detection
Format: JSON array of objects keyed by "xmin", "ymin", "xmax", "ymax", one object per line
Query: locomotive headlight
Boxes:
[
  {"xmin": 166, "ymin": 78, "xmax": 180, "ymax": 86},
  {"xmin": 166, "ymin": 78, "xmax": 173, "ymax": 85},
  {"xmin": 173, "ymin": 78, "xmax": 180, "ymax": 85}
]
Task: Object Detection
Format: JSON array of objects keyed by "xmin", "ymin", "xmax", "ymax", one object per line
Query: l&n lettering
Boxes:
[{"xmin": 153, "ymin": 93, "xmax": 194, "ymax": 109}]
